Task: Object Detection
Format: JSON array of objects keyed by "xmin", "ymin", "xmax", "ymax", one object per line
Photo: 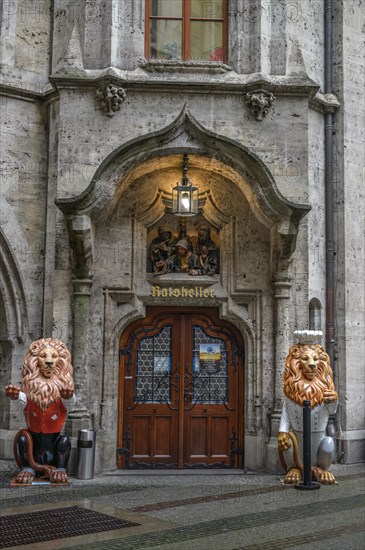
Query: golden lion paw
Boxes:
[
  {"xmin": 311, "ymin": 467, "xmax": 336, "ymax": 484},
  {"xmin": 284, "ymin": 468, "xmax": 302, "ymax": 484},
  {"xmin": 318, "ymin": 470, "xmax": 336, "ymax": 484}
]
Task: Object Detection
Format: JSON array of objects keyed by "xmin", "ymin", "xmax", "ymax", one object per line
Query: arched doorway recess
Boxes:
[{"xmin": 55, "ymin": 107, "xmax": 311, "ymax": 472}]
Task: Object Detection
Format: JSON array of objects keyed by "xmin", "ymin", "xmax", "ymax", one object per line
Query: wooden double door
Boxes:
[{"xmin": 118, "ymin": 307, "xmax": 244, "ymax": 469}]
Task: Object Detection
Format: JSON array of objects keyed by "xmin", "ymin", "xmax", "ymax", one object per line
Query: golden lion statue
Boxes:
[
  {"xmin": 5, "ymin": 338, "xmax": 75, "ymax": 484},
  {"xmin": 278, "ymin": 335, "xmax": 338, "ymax": 485}
]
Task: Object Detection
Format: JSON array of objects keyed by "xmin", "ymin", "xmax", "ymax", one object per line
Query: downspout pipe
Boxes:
[
  {"xmin": 41, "ymin": 0, "xmax": 55, "ymax": 335},
  {"xmin": 324, "ymin": 0, "xmax": 342, "ymax": 460},
  {"xmin": 325, "ymin": 0, "xmax": 335, "ymax": 369}
]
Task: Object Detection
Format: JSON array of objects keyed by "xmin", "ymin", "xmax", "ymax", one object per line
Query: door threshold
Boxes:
[{"xmin": 104, "ymin": 469, "xmax": 252, "ymax": 476}]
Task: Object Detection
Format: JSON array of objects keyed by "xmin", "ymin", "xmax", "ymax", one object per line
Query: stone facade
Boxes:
[{"xmin": 0, "ymin": 0, "xmax": 364, "ymax": 471}]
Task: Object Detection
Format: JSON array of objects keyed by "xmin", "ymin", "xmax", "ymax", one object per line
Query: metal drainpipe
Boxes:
[
  {"xmin": 325, "ymin": 0, "xmax": 335, "ymax": 368},
  {"xmin": 41, "ymin": 0, "xmax": 55, "ymax": 335},
  {"xmin": 324, "ymin": 0, "xmax": 341, "ymax": 459}
]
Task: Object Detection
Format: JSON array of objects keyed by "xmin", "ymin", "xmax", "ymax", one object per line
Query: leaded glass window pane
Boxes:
[{"xmin": 135, "ymin": 325, "xmax": 172, "ymax": 403}]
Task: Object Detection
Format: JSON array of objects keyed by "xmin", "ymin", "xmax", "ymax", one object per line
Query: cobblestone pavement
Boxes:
[{"xmin": 1, "ymin": 460, "xmax": 364, "ymax": 549}]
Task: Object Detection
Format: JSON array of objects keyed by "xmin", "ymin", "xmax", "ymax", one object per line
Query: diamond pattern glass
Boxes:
[{"xmin": 135, "ymin": 325, "xmax": 172, "ymax": 403}]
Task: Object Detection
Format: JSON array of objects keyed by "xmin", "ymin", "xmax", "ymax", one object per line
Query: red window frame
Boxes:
[{"xmin": 145, "ymin": 0, "xmax": 228, "ymax": 62}]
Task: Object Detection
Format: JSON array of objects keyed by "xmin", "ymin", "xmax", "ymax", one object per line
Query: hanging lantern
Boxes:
[{"xmin": 172, "ymin": 154, "xmax": 198, "ymax": 216}]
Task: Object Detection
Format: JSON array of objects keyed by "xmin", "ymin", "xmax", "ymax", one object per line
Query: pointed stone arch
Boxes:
[
  {"xmin": 0, "ymin": 230, "xmax": 28, "ymax": 343},
  {"xmin": 0, "ymin": 230, "xmax": 28, "ymax": 435},
  {"xmin": 56, "ymin": 105, "xmax": 310, "ymax": 227},
  {"xmin": 56, "ymin": 106, "xmax": 311, "ymax": 282},
  {"xmin": 54, "ymin": 108, "xmax": 313, "ymax": 471}
]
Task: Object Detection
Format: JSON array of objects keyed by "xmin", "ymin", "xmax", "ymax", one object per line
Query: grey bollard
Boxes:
[
  {"xmin": 295, "ymin": 401, "xmax": 320, "ymax": 491},
  {"xmin": 76, "ymin": 429, "xmax": 96, "ymax": 480}
]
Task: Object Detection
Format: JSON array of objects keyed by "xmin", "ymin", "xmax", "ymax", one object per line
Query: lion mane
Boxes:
[
  {"xmin": 284, "ymin": 343, "xmax": 335, "ymax": 408},
  {"xmin": 21, "ymin": 338, "xmax": 74, "ymax": 411}
]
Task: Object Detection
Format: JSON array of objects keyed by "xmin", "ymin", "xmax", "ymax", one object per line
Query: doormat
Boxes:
[{"xmin": 0, "ymin": 505, "xmax": 140, "ymax": 548}]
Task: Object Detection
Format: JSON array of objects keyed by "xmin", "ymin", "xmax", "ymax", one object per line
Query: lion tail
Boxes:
[
  {"xmin": 278, "ymin": 431, "xmax": 303, "ymax": 472},
  {"xmin": 13, "ymin": 429, "xmax": 56, "ymax": 479}
]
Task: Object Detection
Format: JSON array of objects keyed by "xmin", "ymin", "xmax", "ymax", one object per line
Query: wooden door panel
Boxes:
[
  {"xmin": 185, "ymin": 413, "xmax": 232, "ymax": 462},
  {"xmin": 210, "ymin": 415, "xmax": 230, "ymax": 456},
  {"xmin": 183, "ymin": 314, "xmax": 239, "ymax": 467},
  {"xmin": 189, "ymin": 415, "xmax": 209, "ymax": 457},
  {"xmin": 154, "ymin": 415, "xmax": 174, "ymax": 457},
  {"xmin": 119, "ymin": 308, "xmax": 244, "ymax": 469},
  {"xmin": 130, "ymin": 413, "xmax": 177, "ymax": 462},
  {"xmin": 132, "ymin": 416, "xmax": 151, "ymax": 457}
]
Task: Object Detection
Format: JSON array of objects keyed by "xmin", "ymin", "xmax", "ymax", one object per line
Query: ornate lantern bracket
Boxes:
[{"xmin": 172, "ymin": 154, "xmax": 199, "ymax": 216}]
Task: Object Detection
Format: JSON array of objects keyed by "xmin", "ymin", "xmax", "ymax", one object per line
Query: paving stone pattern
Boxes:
[
  {"xmin": 2, "ymin": 464, "xmax": 364, "ymax": 550},
  {"xmin": 65, "ymin": 494, "xmax": 364, "ymax": 550}
]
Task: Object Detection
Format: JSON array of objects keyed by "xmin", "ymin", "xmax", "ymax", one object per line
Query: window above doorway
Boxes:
[{"xmin": 145, "ymin": 0, "xmax": 228, "ymax": 62}]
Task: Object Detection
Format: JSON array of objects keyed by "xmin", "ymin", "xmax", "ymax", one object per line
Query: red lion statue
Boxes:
[{"xmin": 5, "ymin": 338, "xmax": 75, "ymax": 484}]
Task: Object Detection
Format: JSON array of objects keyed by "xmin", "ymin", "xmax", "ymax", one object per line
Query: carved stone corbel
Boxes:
[
  {"xmin": 245, "ymin": 91, "xmax": 275, "ymax": 121},
  {"xmin": 95, "ymin": 84, "xmax": 127, "ymax": 117},
  {"xmin": 270, "ymin": 219, "xmax": 299, "ymax": 279},
  {"xmin": 67, "ymin": 214, "xmax": 95, "ymax": 279}
]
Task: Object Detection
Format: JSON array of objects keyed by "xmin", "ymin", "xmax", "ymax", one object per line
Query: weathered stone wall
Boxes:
[
  {"xmin": 53, "ymin": 88, "xmax": 310, "ymax": 203},
  {"xmin": 0, "ymin": 0, "xmax": 363, "ymax": 469},
  {"xmin": 0, "ymin": 0, "xmax": 51, "ymax": 89},
  {"xmin": 0, "ymin": 95, "xmax": 48, "ymax": 442}
]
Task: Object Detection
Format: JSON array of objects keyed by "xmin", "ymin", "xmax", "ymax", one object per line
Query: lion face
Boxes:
[
  {"xmin": 37, "ymin": 346, "xmax": 60, "ymax": 379},
  {"xmin": 22, "ymin": 338, "xmax": 74, "ymax": 410},
  {"xmin": 298, "ymin": 348, "xmax": 320, "ymax": 381},
  {"xmin": 284, "ymin": 343, "xmax": 336, "ymax": 407}
]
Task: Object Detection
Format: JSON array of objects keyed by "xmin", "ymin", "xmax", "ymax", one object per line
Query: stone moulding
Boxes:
[
  {"xmin": 95, "ymin": 84, "xmax": 127, "ymax": 117},
  {"xmin": 309, "ymin": 92, "xmax": 341, "ymax": 114},
  {"xmin": 245, "ymin": 91, "xmax": 275, "ymax": 121},
  {"xmin": 49, "ymin": 65, "xmax": 319, "ymax": 97},
  {"xmin": 140, "ymin": 60, "xmax": 232, "ymax": 74}
]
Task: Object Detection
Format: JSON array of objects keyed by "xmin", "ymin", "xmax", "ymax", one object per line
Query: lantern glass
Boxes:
[{"xmin": 172, "ymin": 184, "xmax": 198, "ymax": 216}]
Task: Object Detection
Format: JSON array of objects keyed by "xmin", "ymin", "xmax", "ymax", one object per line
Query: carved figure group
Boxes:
[
  {"xmin": 278, "ymin": 334, "xmax": 338, "ymax": 485},
  {"xmin": 149, "ymin": 223, "xmax": 219, "ymax": 276},
  {"xmin": 5, "ymin": 338, "xmax": 75, "ymax": 484}
]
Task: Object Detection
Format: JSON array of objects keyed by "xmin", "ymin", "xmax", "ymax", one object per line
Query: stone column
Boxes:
[
  {"xmin": 265, "ymin": 274, "xmax": 292, "ymax": 472},
  {"xmin": 271, "ymin": 275, "xmax": 292, "ymax": 433},
  {"xmin": 66, "ymin": 278, "xmax": 92, "ymax": 435}
]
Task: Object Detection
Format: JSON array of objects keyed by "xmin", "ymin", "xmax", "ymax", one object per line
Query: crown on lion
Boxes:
[{"xmin": 293, "ymin": 330, "xmax": 323, "ymax": 345}]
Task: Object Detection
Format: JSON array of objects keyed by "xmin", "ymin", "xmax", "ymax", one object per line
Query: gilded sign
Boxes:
[{"xmin": 150, "ymin": 285, "xmax": 215, "ymax": 298}]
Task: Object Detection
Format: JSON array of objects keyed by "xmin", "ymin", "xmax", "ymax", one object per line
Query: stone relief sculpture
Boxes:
[
  {"xmin": 95, "ymin": 84, "xmax": 127, "ymax": 117},
  {"xmin": 148, "ymin": 220, "xmax": 219, "ymax": 276},
  {"xmin": 155, "ymin": 239, "xmax": 199, "ymax": 274},
  {"xmin": 149, "ymin": 225, "xmax": 178, "ymax": 274},
  {"xmin": 190, "ymin": 245, "xmax": 218, "ymax": 276},
  {"xmin": 245, "ymin": 91, "xmax": 275, "ymax": 121},
  {"xmin": 5, "ymin": 338, "xmax": 75, "ymax": 484},
  {"xmin": 278, "ymin": 331, "xmax": 338, "ymax": 485}
]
